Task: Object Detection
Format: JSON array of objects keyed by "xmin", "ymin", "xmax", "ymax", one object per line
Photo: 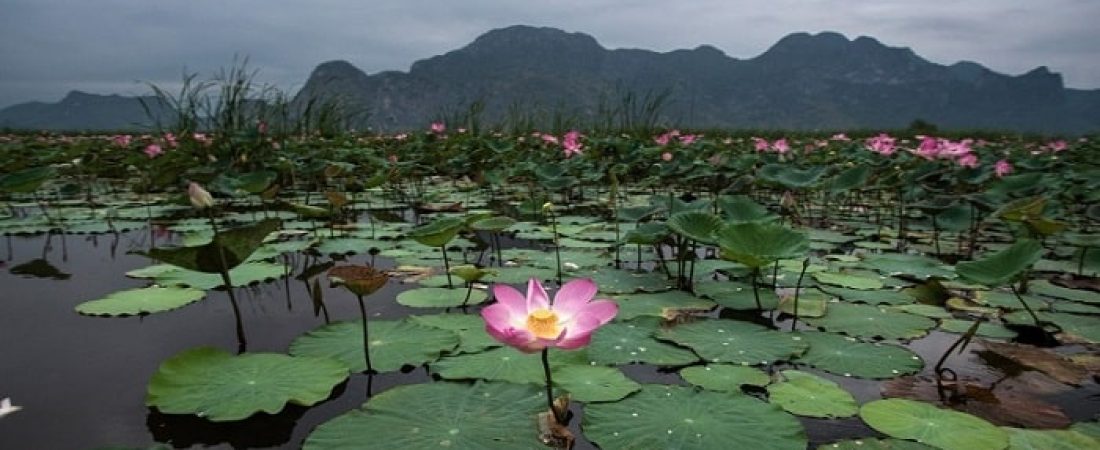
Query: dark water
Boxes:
[{"xmin": 0, "ymin": 230, "xmax": 1096, "ymax": 449}]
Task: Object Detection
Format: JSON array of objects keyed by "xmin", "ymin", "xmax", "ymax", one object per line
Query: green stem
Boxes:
[
  {"xmin": 541, "ymin": 348, "xmax": 565, "ymax": 424},
  {"xmin": 752, "ymin": 268, "xmax": 762, "ymax": 311},
  {"xmin": 442, "ymin": 245, "xmax": 454, "ymax": 289},
  {"xmin": 357, "ymin": 294, "xmax": 374, "ymax": 373},
  {"xmin": 790, "ymin": 259, "xmax": 809, "ymax": 332},
  {"xmin": 1010, "ymin": 284, "xmax": 1043, "ymax": 327}
]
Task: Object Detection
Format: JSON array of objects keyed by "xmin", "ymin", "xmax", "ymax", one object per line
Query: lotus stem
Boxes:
[
  {"xmin": 1079, "ymin": 247, "xmax": 1089, "ymax": 276},
  {"xmin": 791, "ymin": 258, "xmax": 810, "ymax": 332},
  {"xmin": 541, "ymin": 348, "xmax": 566, "ymax": 424},
  {"xmin": 1010, "ymin": 284, "xmax": 1043, "ymax": 327},
  {"xmin": 752, "ymin": 267, "xmax": 762, "ymax": 311},
  {"xmin": 357, "ymin": 294, "xmax": 374, "ymax": 373},
  {"xmin": 441, "ymin": 245, "xmax": 454, "ymax": 289},
  {"xmin": 206, "ymin": 209, "xmax": 246, "ymax": 353},
  {"xmin": 549, "ymin": 210, "xmax": 562, "ymax": 285}
]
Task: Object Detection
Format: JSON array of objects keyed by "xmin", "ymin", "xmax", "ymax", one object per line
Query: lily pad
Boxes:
[
  {"xmin": 956, "ymin": 239, "xmax": 1043, "ymax": 287},
  {"xmin": 408, "ymin": 313, "xmax": 499, "ymax": 354},
  {"xmin": 717, "ymin": 222, "xmax": 809, "ymax": 268},
  {"xmin": 584, "ymin": 384, "xmax": 807, "ymax": 450},
  {"xmin": 143, "ymin": 219, "xmax": 281, "ymax": 273},
  {"xmin": 813, "ymin": 271, "xmax": 885, "ymax": 290},
  {"xmin": 766, "ymin": 370, "xmax": 857, "ymax": 418},
  {"xmin": 802, "ymin": 302, "xmax": 937, "ymax": 340},
  {"xmin": 549, "ymin": 365, "xmax": 641, "ymax": 402},
  {"xmin": 587, "ymin": 318, "xmax": 700, "ymax": 366},
  {"xmin": 817, "ymin": 438, "xmax": 936, "ymax": 450},
  {"xmin": 611, "ymin": 290, "xmax": 716, "ymax": 320},
  {"xmin": 396, "ymin": 287, "xmax": 487, "ymax": 308},
  {"xmin": 303, "ymin": 382, "xmax": 546, "ymax": 449},
  {"xmin": 793, "ymin": 332, "xmax": 923, "ymax": 379},
  {"xmin": 152, "ymin": 262, "xmax": 287, "ymax": 289},
  {"xmin": 668, "ymin": 211, "xmax": 723, "ymax": 245},
  {"xmin": 146, "ymin": 347, "xmax": 347, "ymax": 421},
  {"xmin": 680, "ymin": 364, "xmax": 771, "ymax": 392},
  {"xmin": 657, "ymin": 319, "xmax": 808, "ymax": 365},
  {"xmin": 860, "ymin": 398, "xmax": 1008, "ymax": 450},
  {"xmin": 694, "ymin": 281, "xmax": 780, "ymax": 310},
  {"xmin": 289, "ymin": 320, "xmax": 459, "ymax": 373},
  {"xmin": 1004, "ymin": 428, "xmax": 1100, "ymax": 450},
  {"xmin": 75, "ymin": 286, "xmax": 205, "ymax": 317},
  {"xmin": 431, "ymin": 346, "xmax": 591, "ymax": 385}
]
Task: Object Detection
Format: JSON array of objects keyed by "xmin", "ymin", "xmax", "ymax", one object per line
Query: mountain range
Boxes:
[{"xmin": 3, "ymin": 25, "xmax": 1098, "ymax": 134}]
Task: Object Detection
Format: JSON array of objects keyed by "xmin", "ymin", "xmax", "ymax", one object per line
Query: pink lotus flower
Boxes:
[
  {"xmin": 1046, "ymin": 140, "xmax": 1068, "ymax": 152},
  {"xmin": 678, "ymin": 134, "xmax": 697, "ymax": 145},
  {"xmin": 661, "ymin": 152, "xmax": 673, "ymax": 161},
  {"xmin": 112, "ymin": 134, "xmax": 132, "ymax": 147},
  {"xmin": 144, "ymin": 144, "xmax": 163, "ymax": 158},
  {"xmin": 562, "ymin": 130, "xmax": 583, "ymax": 158},
  {"xmin": 916, "ymin": 136, "xmax": 940, "ymax": 159},
  {"xmin": 654, "ymin": 133, "xmax": 671, "ymax": 146},
  {"xmin": 830, "ymin": 133, "xmax": 850, "ymax": 141},
  {"xmin": 752, "ymin": 137, "xmax": 769, "ymax": 152},
  {"xmin": 430, "ymin": 122, "xmax": 446, "ymax": 134},
  {"xmin": 772, "ymin": 138, "xmax": 790, "ymax": 154},
  {"xmin": 163, "ymin": 133, "xmax": 179, "ymax": 148},
  {"xmin": 994, "ymin": 159, "xmax": 1013, "ymax": 177},
  {"xmin": 541, "ymin": 134, "xmax": 559, "ymax": 145},
  {"xmin": 192, "ymin": 133, "xmax": 212, "ymax": 146},
  {"xmin": 481, "ymin": 278, "xmax": 618, "ymax": 353},
  {"xmin": 866, "ymin": 133, "xmax": 896, "ymax": 156},
  {"xmin": 957, "ymin": 153, "xmax": 979, "ymax": 168}
]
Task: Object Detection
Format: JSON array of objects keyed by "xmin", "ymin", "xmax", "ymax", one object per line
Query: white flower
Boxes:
[{"xmin": 0, "ymin": 398, "xmax": 22, "ymax": 418}]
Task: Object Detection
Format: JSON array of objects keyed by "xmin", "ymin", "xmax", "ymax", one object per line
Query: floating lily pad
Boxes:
[
  {"xmin": 1003, "ymin": 428, "xmax": 1100, "ymax": 450},
  {"xmin": 766, "ymin": 370, "xmax": 857, "ymax": 418},
  {"xmin": 303, "ymin": 382, "xmax": 546, "ymax": 449},
  {"xmin": 813, "ymin": 271, "xmax": 885, "ymax": 290},
  {"xmin": 861, "ymin": 253, "xmax": 955, "ymax": 279},
  {"xmin": 1028, "ymin": 280, "xmax": 1100, "ymax": 305},
  {"xmin": 152, "ymin": 262, "xmax": 287, "ymax": 289},
  {"xmin": 694, "ymin": 280, "xmax": 781, "ymax": 310},
  {"xmin": 818, "ymin": 286, "xmax": 914, "ymax": 306},
  {"xmin": 860, "ymin": 399, "xmax": 1008, "ymax": 450},
  {"xmin": 611, "ymin": 290, "xmax": 716, "ymax": 320},
  {"xmin": 408, "ymin": 313, "xmax": 499, "ymax": 354},
  {"xmin": 680, "ymin": 364, "xmax": 771, "ymax": 392},
  {"xmin": 587, "ymin": 318, "xmax": 699, "ymax": 366},
  {"xmin": 588, "ymin": 269, "xmax": 672, "ymax": 294},
  {"xmin": 431, "ymin": 346, "xmax": 590, "ymax": 385},
  {"xmin": 289, "ymin": 320, "xmax": 459, "ymax": 373},
  {"xmin": 802, "ymin": 302, "xmax": 937, "ymax": 340},
  {"xmin": 889, "ymin": 304, "xmax": 954, "ymax": 319},
  {"xmin": 396, "ymin": 287, "xmax": 487, "ymax": 308},
  {"xmin": 817, "ymin": 438, "xmax": 936, "ymax": 450},
  {"xmin": 146, "ymin": 347, "xmax": 347, "ymax": 422},
  {"xmin": 75, "ymin": 286, "xmax": 205, "ymax": 317},
  {"xmin": 549, "ymin": 365, "xmax": 640, "ymax": 402},
  {"xmin": 793, "ymin": 332, "xmax": 923, "ymax": 379},
  {"xmin": 940, "ymin": 319, "xmax": 1017, "ymax": 339},
  {"xmin": 584, "ymin": 384, "xmax": 807, "ymax": 450},
  {"xmin": 657, "ymin": 319, "xmax": 808, "ymax": 365},
  {"xmin": 143, "ymin": 219, "xmax": 281, "ymax": 273},
  {"xmin": 956, "ymin": 239, "xmax": 1043, "ymax": 287}
]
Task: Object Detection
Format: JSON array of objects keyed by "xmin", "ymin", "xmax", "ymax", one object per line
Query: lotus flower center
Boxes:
[{"xmin": 526, "ymin": 308, "xmax": 561, "ymax": 339}]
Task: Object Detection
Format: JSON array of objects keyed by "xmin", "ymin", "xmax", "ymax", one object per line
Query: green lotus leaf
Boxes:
[
  {"xmin": 151, "ymin": 262, "xmax": 287, "ymax": 289},
  {"xmin": 622, "ymin": 222, "xmax": 670, "ymax": 245},
  {"xmin": 758, "ymin": 164, "xmax": 827, "ymax": 189},
  {"xmin": 956, "ymin": 239, "xmax": 1043, "ymax": 287},
  {"xmin": 717, "ymin": 195, "xmax": 779, "ymax": 224},
  {"xmin": 584, "ymin": 384, "xmax": 807, "ymax": 450},
  {"xmin": 860, "ymin": 398, "xmax": 1008, "ymax": 450},
  {"xmin": 407, "ymin": 216, "xmax": 466, "ymax": 247},
  {"xmin": 408, "ymin": 313, "xmax": 499, "ymax": 354},
  {"xmin": 668, "ymin": 211, "xmax": 724, "ymax": 245},
  {"xmin": 680, "ymin": 364, "xmax": 771, "ymax": 392},
  {"xmin": 696, "ymin": 281, "xmax": 780, "ymax": 310},
  {"xmin": 289, "ymin": 320, "xmax": 459, "ymax": 372},
  {"xmin": 587, "ymin": 317, "xmax": 700, "ymax": 366},
  {"xmin": 396, "ymin": 287, "xmax": 487, "ymax": 308},
  {"xmin": 818, "ymin": 438, "xmax": 936, "ymax": 450},
  {"xmin": 146, "ymin": 347, "xmax": 347, "ymax": 421},
  {"xmin": 610, "ymin": 290, "xmax": 716, "ymax": 320},
  {"xmin": 717, "ymin": 222, "xmax": 809, "ymax": 268},
  {"xmin": 813, "ymin": 271, "xmax": 885, "ymax": 290},
  {"xmin": 142, "ymin": 219, "xmax": 281, "ymax": 273},
  {"xmin": 802, "ymin": 302, "xmax": 937, "ymax": 340},
  {"xmin": 826, "ymin": 165, "xmax": 871, "ymax": 194},
  {"xmin": 1003, "ymin": 428, "xmax": 1100, "ymax": 450},
  {"xmin": 75, "ymin": 286, "xmax": 205, "ymax": 317},
  {"xmin": 657, "ymin": 319, "xmax": 808, "ymax": 365},
  {"xmin": 303, "ymin": 382, "xmax": 546, "ymax": 449},
  {"xmin": 469, "ymin": 216, "xmax": 516, "ymax": 232},
  {"xmin": 0, "ymin": 166, "xmax": 55, "ymax": 193},
  {"xmin": 766, "ymin": 370, "xmax": 857, "ymax": 418},
  {"xmin": 793, "ymin": 332, "xmax": 923, "ymax": 379}
]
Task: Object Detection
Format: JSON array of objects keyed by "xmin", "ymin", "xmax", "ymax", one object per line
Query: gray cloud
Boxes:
[{"xmin": 1, "ymin": 0, "xmax": 1097, "ymax": 108}]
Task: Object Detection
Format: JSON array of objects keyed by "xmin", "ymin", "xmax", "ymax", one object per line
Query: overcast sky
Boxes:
[{"xmin": 1, "ymin": 0, "xmax": 1098, "ymax": 108}]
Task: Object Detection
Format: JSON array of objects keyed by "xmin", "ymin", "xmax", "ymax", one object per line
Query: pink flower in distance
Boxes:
[
  {"xmin": 163, "ymin": 133, "xmax": 179, "ymax": 148},
  {"xmin": 654, "ymin": 133, "xmax": 671, "ymax": 146},
  {"xmin": 482, "ymin": 278, "xmax": 618, "ymax": 353},
  {"xmin": 752, "ymin": 137, "xmax": 770, "ymax": 152},
  {"xmin": 430, "ymin": 122, "xmax": 446, "ymax": 134},
  {"xmin": 957, "ymin": 153, "xmax": 979, "ymax": 169},
  {"xmin": 1047, "ymin": 140, "xmax": 1068, "ymax": 152},
  {"xmin": 541, "ymin": 134, "xmax": 559, "ymax": 145},
  {"xmin": 995, "ymin": 159, "xmax": 1014, "ymax": 177},
  {"xmin": 562, "ymin": 130, "xmax": 583, "ymax": 158},
  {"xmin": 772, "ymin": 138, "xmax": 790, "ymax": 154},
  {"xmin": 112, "ymin": 134, "xmax": 132, "ymax": 147},
  {"xmin": 679, "ymin": 134, "xmax": 697, "ymax": 145},
  {"xmin": 144, "ymin": 144, "xmax": 163, "ymax": 158},
  {"xmin": 830, "ymin": 133, "xmax": 850, "ymax": 141},
  {"xmin": 661, "ymin": 152, "xmax": 673, "ymax": 161},
  {"xmin": 866, "ymin": 133, "xmax": 896, "ymax": 156}
]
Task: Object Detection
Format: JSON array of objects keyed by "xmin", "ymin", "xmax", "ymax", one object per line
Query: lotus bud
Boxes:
[
  {"xmin": 542, "ymin": 202, "xmax": 555, "ymax": 213},
  {"xmin": 188, "ymin": 182, "xmax": 215, "ymax": 209}
]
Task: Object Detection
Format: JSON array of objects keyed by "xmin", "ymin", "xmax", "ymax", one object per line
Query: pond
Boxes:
[{"xmin": 1, "ymin": 131, "xmax": 1099, "ymax": 449}]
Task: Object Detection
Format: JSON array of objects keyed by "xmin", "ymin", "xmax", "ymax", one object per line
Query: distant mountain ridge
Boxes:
[
  {"xmin": 3, "ymin": 25, "xmax": 1098, "ymax": 133},
  {"xmin": 0, "ymin": 90, "xmax": 171, "ymax": 131}
]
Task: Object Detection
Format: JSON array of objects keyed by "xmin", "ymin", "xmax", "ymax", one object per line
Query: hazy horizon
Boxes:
[{"xmin": 2, "ymin": 0, "xmax": 1098, "ymax": 109}]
